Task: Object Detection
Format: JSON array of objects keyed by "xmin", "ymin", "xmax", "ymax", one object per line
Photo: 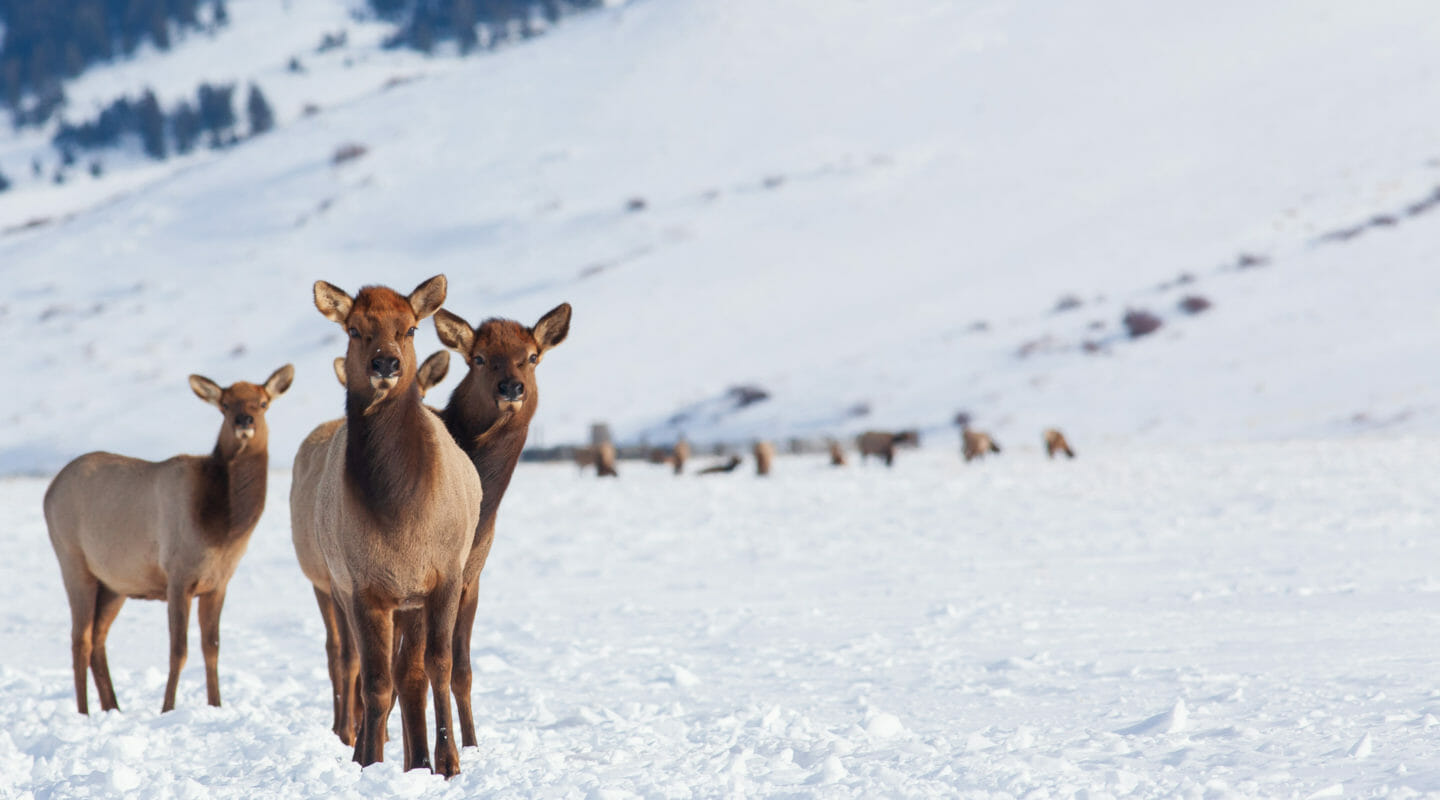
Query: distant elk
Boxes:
[
  {"xmin": 753, "ymin": 440, "xmax": 775, "ymax": 476},
  {"xmin": 1043, "ymin": 428, "xmax": 1075, "ymax": 459},
  {"xmin": 45, "ymin": 364, "xmax": 294, "ymax": 714},
  {"xmin": 857, "ymin": 430, "xmax": 920, "ymax": 467},
  {"xmin": 697, "ymin": 455, "xmax": 742, "ymax": 474},
  {"xmin": 595, "ymin": 441, "xmax": 619, "ymax": 477},
  {"xmin": 961, "ymin": 428, "xmax": 1002, "ymax": 462},
  {"xmin": 431, "ymin": 302, "xmax": 570, "ymax": 747},
  {"xmin": 291, "ymin": 275, "xmax": 481, "ymax": 776},
  {"xmin": 828, "ymin": 440, "xmax": 847, "ymax": 466},
  {"xmin": 573, "ymin": 447, "xmax": 596, "ymax": 472},
  {"xmin": 672, "ymin": 437, "xmax": 691, "ymax": 475}
]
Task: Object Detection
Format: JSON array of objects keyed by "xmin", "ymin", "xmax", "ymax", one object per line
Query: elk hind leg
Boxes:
[
  {"xmin": 60, "ymin": 561, "xmax": 99, "ymax": 715},
  {"xmin": 197, "ymin": 587, "xmax": 227, "ymax": 706},
  {"xmin": 393, "ymin": 608, "xmax": 431, "ymax": 772},
  {"xmin": 348, "ymin": 596, "xmax": 396, "ymax": 767},
  {"xmin": 426, "ymin": 580, "xmax": 463, "ymax": 778},
  {"xmin": 452, "ymin": 580, "xmax": 480, "ymax": 748},
  {"xmin": 161, "ymin": 583, "xmax": 195, "ymax": 713},
  {"xmin": 90, "ymin": 583, "xmax": 126, "ymax": 711}
]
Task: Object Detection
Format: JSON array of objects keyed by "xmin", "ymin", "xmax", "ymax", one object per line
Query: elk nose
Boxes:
[
  {"xmin": 498, "ymin": 379, "xmax": 524, "ymax": 401},
  {"xmin": 371, "ymin": 356, "xmax": 400, "ymax": 378},
  {"xmin": 235, "ymin": 414, "xmax": 254, "ymax": 427}
]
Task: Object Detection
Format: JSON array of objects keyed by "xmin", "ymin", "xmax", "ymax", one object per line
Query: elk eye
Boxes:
[
  {"xmin": 260, "ymin": 401, "xmax": 268, "ymax": 410},
  {"xmin": 528, "ymin": 353, "xmax": 538, "ymax": 365},
  {"xmin": 406, "ymin": 327, "xmax": 417, "ymax": 337},
  {"xmin": 473, "ymin": 355, "xmax": 485, "ymax": 366},
  {"xmin": 348, "ymin": 327, "xmax": 360, "ymax": 339}
]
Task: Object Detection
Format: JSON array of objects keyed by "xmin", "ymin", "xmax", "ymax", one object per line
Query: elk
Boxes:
[
  {"xmin": 573, "ymin": 446, "xmax": 597, "ymax": 472},
  {"xmin": 961, "ymin": 428, "xmax": 1002, "ymax": 462},
  {"xmin": 45, "ymin": 364, "xmax": 293, "ymax": 715},
  {"xmin": 429, "ymin": 302, "xmax": 569, "ymax": 747},
  {"xmin": 753, "ymin": 440, "xmax": 775, "ymax": 476},
  {"xmin": 290, "ymin": 275, "xmax": 481, "ymax": 777},
  {"xmin": 856, "ymin": 430, "xmax": 917, "ymax": 467},
  {"xmin": 595, "ymin": 441, "xmax": 619, "ymax": 477},
  {"xmin": 697, "ymin": 455, "xmax": 742, "ymax": 474},
  {"xmin": 672, "ymin": 437, "xmax": 691, "ymax": 475},
  {"xmin": 828, "ymin": 440, "xmax": 847, "ymax": 466},
  {"xmin": 1043, "ymin": 428, "xmax": 1075, "ymax": 459}
]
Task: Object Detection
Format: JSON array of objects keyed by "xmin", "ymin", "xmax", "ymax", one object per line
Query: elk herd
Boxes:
[{"xmin": 40, "ymin": 271, "xmax": 1073, "ymax": 778}]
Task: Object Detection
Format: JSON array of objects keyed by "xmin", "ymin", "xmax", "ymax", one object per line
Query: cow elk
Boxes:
[
  {"xmin": 753, "ymin": 440, "xmax": 775, "ymax": 476},
  {"xmin": 595, "ymin": 441, "xmax": 619, "ymax": 477},
  {"xmin": 1043, "ymin": 428, "xmax": 1075, "ymax": 459},
  {"xmin": 672, "ymin": 437, "xmax": 691, "ymax": 475},
  {"xmin": 290, "ymin": 275, "xmax": 481, "ymax": 777},
  {"xmin": 430, "ymin": 302, "xmax": 570, "ymax": 747},
  {"xmin": 828, "ymin": 439, "xmax": 847, "ymax": 467},
  {"xmin": 962, "ymin": 428, "xmax": 1002, "ymax": 462},
  {"xmin": 857, "ymin": 430, "xmax": 918, "ymax": 467},
  {"xmin": 45, "ymin": 364, "xmax": 294, "ymax": 714}
]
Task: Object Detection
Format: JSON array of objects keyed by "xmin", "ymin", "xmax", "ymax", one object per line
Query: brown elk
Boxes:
[
  {"xmin": 753, "ymin": 440, "xmax": 775, "ymax": 476},
  {"xmin": 828, "ymin": 439, "xmax": 847, "ymax": 466},
  {"xmin": 595, "ymin": 441, "xmax": 619, "ymax": 477},
  {"xmin": 426, "ymin": 302, "xmax": 570, "ymax": 748},
  {"xmin": 672, "ymin": 437, "xmax": 691, "ymax": 475},
  {"xmin": 45, "ymin": 364, "xmax": 293, "ymax": 714},
  {"xmin": 962, "ymin": 428, "xmax": 1002, "ymax": 462},
  {"xmin": 857, "ymin": 430, "xmax": 918, "ymax": 467},
  {"xmin": 290, "ymin": 276, "xmax": 481, "ymax": 776},
  {"xmin": 697, "ymin": 455, "xmax": 742, "ymax": 474},
  {"xmin": 1043, "ymin": 428, "xmax": 1075, "ymax": 459},
  {"xmin": 573, "ymin": 446, "xmax": 597, "ymax": 472}
]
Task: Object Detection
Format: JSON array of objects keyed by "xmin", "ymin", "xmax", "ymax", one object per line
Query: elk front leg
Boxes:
[
  {"xmin": 162, "ymin": 583, "xmax": 195, "ymax": 713},
  {"xmin": 394, "ymin": 609, "xmax": 431, "ymax": 772},
  {"xmin": 197, "ymin": 586, "xmax": 227, "ymax": 707},
  {"xmin": 89, "ymin": 583, "xmax": 126, "ymax": 712},
  {"xmin": 426, "ymin": 580, "xmax": 463, "ymax": 778},
  {"xmin": 348, "ymin": 596, "xmax": 395, "ymax": 767}
]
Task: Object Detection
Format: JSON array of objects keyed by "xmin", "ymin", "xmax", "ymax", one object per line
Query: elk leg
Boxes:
[
  {"xmin": 426, "ymin": 580, "xmax": 463, "ymax": 778},
  {"xmin": 90, "ymin": 583, "xmax": 126, "ymax": 712},
  {"xmin": 348, "ymin": 596, "xmax": 395, "ymax": 767},
  {"xmin": 312, "ymin": 588, "xmax": 350, "ymax": 743},
  {"xmin": 162, "ymin": 584, "xmax": 194, "ymax": 713},
  {"xmin": 452, "ymin": 580, "xmax": 480, "ymax": 748},
  {"xmin": 394, "ymin": 609, "xmax": 431, "ymax": 772},
  {"xmin": 61, "ymin": 563, "xmax": 99, "ymax": 715},
  {"xmin": 336, "ymin": 602, "xmax": 362, "ymax": 746},
  {"xmin": 197, "ymin": 587, "xmax": 227, "ymax": 707}
]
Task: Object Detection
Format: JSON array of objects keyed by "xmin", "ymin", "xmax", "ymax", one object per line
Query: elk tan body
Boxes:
[
  {"xmin": 1043, "ymin": 428, "xmax": 1075, "ymax": 459},
  {"xmin": 45, "ymin": 365, "xmax": 293, "ymax": 715},
  {"xmin": 828, "ymin": 440, "xmax": 847, "ymax": 467},
  {"xmin": 595, "ymin": 441, "xmax": 619, "ymax": 477},
  {"xmin": 857, "ymin": 430, "xmax": 918, "ymax": 467},
  {"xmin": 753, "ymin": 441, "xmax": 775, "ymax": 476},
  {"xmin": 962, "ymin": 428, "xmax": 1003, "ymax": 462},
  {"xmin": 418, "ymin": 302, "xmax": 571, "ymax": 747},
  {"xmin": 672, "ymin": 438, "xmax": 691, "ymax": 475},
  {"xmin": 290, "ymin": 276, "xmax": 480, "ymax": 777}
]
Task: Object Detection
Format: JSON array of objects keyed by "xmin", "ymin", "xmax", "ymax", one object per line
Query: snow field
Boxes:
[{"xmin": 4, "ymin": 438, "xmax": 1440, "ymax": 797}]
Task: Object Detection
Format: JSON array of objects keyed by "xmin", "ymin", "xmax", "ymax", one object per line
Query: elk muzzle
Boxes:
[
  {"xmin": 369, "ymin": 354, "xmax": 401, "ymax": 391},
  {"xmin": 234, "ymin": 414, "xmax": 256, "ymax": 441},
  {"xmin": 496, "ymin": 378, "xmax": 525, "ymax": 407}
]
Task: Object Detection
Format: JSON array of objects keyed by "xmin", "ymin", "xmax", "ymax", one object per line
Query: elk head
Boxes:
[
  {"xmin": 433, "ymin": 302, "xmax": 570, "ymax": 430},
  {"xmin": 189, "ymin": 364, "xmax": 294, "ymax": 456},
  {"xmin": 313, "ymin": 275, "xmax": 447, "ymax": 411}
]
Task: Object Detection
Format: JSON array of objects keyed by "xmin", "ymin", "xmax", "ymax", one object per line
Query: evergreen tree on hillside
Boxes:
[
  {"xmin": 196, "ymin": 82, "xmax": 236, "ymax": 146},
  {"xmin": 137, "ymin": 89, "xmax": 166, "ymax": 159},
  {"xmin": 171, "ymin": 99, "xmax": 202, "ymax": 154},
  {"xmin": 245, "ymin": 83, "xmax": 274, "ymax": 136},
  {"xmin": 0, "ymin": 169, "xmax": 10, "ymax": 193}
]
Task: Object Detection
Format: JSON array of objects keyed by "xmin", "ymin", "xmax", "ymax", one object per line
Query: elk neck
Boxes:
[
  {"xmin": 344, "ymin": 380, "xmax": 437, "ymax": 525},
  {"xmin": 196, "ymin": 436, "xmax": 268, "ymax": 546}
]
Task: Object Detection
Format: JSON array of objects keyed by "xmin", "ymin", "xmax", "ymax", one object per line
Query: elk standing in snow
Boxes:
[
  {"xmin": 857, "ymin": 430, "xmax": 918, "ymax": 467},
  {"xmin": 829, "ymin": 440, "xmax": 847, "ymax": 466},
  {"xmin": 961, "ymin": 428, "xmax": 1002, "ymax": 462},
  {"xmin": 430, "ymin": 302, "xmax": 570, "ymax": 748},
  {"xmin": 45, "ymin": 364, "xmax": 293, "ymax": 714},
  {"xmin": 672, "ymin": 437, "xmax": 691, "ymax": 475},
  {"xmin": 1043, "ymin": 428, "xmax": 1075, "ymax": 459},
  {"xmin": 595, "ymin": 441, "xmax": 619, "ymax": 477},
  {"xmin": 753, "ymin": 440, "xmax": 775, "ymax": 476},
  {"xmin": 290, "ymin": 276, "xmax": 480, "ymax": 776}
]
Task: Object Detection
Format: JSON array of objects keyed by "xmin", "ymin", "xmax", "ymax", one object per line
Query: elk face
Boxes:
[
  {"xmin": 314, "ymin": 276, "xmax": 447, "ymax": 406},
  {"xmin": 190, "ymin": 364, "xmax": 294, "ymax": 451},
  {"xmin": 435, "ymin": 302, "xmax": 570, "ymax": 420}
]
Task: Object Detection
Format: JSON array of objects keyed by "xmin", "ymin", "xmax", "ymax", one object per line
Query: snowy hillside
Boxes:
[
  {"xmin": 7, "ymin": 441, "xmax": 1440, "ymax": 797},
  {"xmin": 3, "ymin": 0, "xmax": 1440, "ymax": 472}
]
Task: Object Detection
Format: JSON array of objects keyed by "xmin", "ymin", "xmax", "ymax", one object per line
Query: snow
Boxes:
[
  {"xmin": 6, "ymin": 440, "xmax": 1440, "ymax": 796},
  {"xmin": 4, "ymin": 1, "xmax": 1440, "ymax": 471}
]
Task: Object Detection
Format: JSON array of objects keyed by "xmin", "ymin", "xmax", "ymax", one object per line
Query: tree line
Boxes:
[
  {"xmin": 51, "ymin": 82, "xmax": 271, "ymax": 163},
  {"xmin": 369, "ymin": 0, "xmax": 603, "ymax": 53}
]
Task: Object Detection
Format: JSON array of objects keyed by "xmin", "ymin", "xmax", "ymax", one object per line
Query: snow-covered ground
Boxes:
[
  {"xmin": 5, "ymin": 0, "xmax": 1440, "ymax": 473},
  {"xmin": 5, "ymin": 439, "xmax": 1440, "ymax": 797}
]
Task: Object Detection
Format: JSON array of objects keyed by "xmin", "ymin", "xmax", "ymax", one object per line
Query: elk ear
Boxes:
[
  {"xmin": 263, "ymin": 364, "xmax": 295, "ymax": 399},
  {"xmin": 408, "ymin": 274, "xmax": 447, "ymax": 320},
  {"xmin": 189, "ymin": 375, "xmax": 223, "ymax": 408},
  {"xmin": 314, "ymin": 281, "xmax": 353, "ymax": 323},
  {"xmin": 532, "ymin": 302, "xmax": 571, "ymax": 354},
  {"xmin": 332, "ymin": 357, "xmax": 347, "ymax": 387},
  {"xmin": 433, "ymin": 308, "xmax": 475, "ymax": 354},
  {"xmin": 417, "ymin": 351, "xmax": 451, "ymax": 393}
]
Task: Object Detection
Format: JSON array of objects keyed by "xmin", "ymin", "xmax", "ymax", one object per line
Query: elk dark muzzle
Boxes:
[
  {"xmin": 498, "ymin": 379, "xmax": 525, "ymax": 401},
  {"xmin": 235, "ymin": 414, "xmax": 254, "ymax": 427},
  {"xmin": 371, "ymin": 356, "xmax": 400, "ymax": 378}
]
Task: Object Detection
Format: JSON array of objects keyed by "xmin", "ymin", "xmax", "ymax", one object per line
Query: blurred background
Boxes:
[{"xmin": 1, "ymin": 0, "xmax": 1438, "ymax": 473}]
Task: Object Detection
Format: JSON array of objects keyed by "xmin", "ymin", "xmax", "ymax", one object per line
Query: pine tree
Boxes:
[
  {"xmin": 137, "ymin": 89, "xmax": 167, "ymax": 159},
  {"xmin": 0, "ymin": 169, "xmax": 10, "ymax": 193},
  {"xmin": 245, "ymin": 84, "xmax": 274, "ymax": 136},
  {"xmin": 171, "ymin": 100, "xmax": 202, "ymax": 154}
]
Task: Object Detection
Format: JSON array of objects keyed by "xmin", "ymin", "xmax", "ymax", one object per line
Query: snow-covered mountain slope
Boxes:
[{"xmin": 3, "ymin": 0, "xmax": 1440, "ymax": 472}]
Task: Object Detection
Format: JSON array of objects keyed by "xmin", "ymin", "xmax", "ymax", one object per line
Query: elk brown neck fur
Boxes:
[
  {"xmin": 345, "ymin": 381, "xmax": 436, "ymax": 525},
  {"xmin": 196, "ymin": 442, "xmax": 268, "ymax": 546}
]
